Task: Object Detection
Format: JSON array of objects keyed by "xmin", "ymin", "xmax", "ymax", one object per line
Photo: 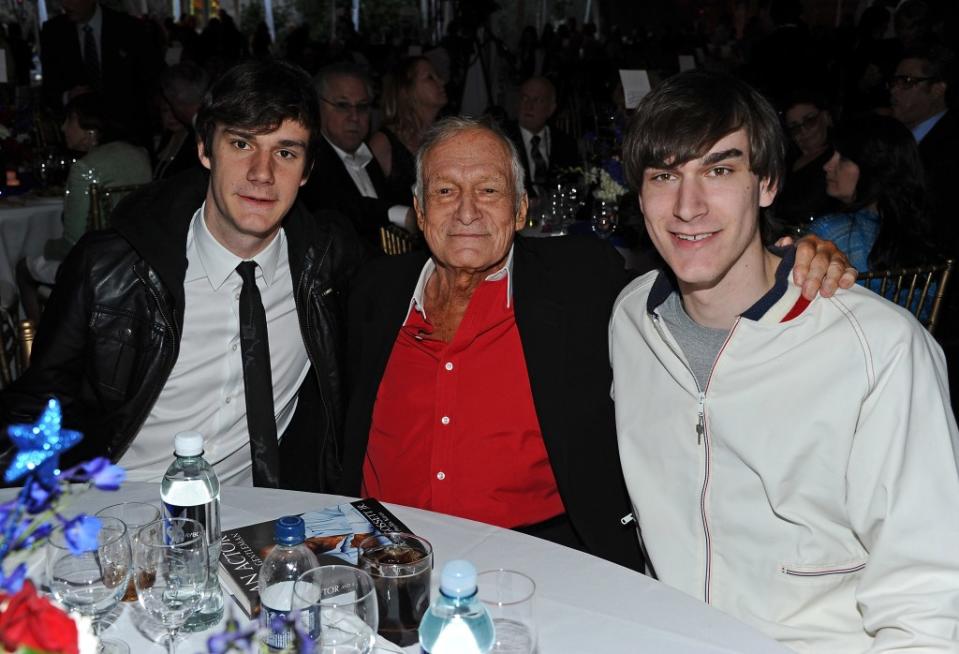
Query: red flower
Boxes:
[{"xmin": 0, "ymin": 580, "xmax": 79, "ymax": 654}]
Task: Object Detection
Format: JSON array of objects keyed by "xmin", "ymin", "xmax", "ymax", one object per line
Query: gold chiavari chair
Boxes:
[
  {"xmin": 380, "ymin": 224, "xmax": 420, "ymax": 256},
  {"xmin": 87, "ymin": 182, "xmax": 147, "ymax": 232},
  {"xmin": 857, "ymin": 259, "xmax": 954, "ymax": 335}
]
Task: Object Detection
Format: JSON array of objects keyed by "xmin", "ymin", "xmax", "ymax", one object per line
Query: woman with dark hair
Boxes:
[
  {"xmin": 809, "ymin": 113, "xmax": 937, "ymax": 306},
  {"xmin": 772, "ymin": 91, "xmax": 837, "ymax": 231},
  {"xmin": 17, "ymin": 93, "xmax": 151, "ymax": 320},
  {"xmin": 369, "ymin": 56, "xmax": 447, "ymax": 206}
]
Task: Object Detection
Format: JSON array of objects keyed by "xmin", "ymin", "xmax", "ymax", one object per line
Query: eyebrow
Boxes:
[
  {"xmin": 702, "ymin": 148, "xmax": 744, "ymax": 165},
  {"xmin": 224, "ymin": 128, "xmax": 307, "ymax": 150}
]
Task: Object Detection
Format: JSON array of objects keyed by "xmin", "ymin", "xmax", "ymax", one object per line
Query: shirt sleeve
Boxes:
[{"xmin": 846, "ymin": 320, "xmax": 959, "ymax": 651}]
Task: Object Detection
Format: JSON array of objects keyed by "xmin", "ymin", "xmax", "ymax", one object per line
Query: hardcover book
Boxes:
[{"xmin": 218, "ymin": 497, "xmax": 412, "ymax": 618}]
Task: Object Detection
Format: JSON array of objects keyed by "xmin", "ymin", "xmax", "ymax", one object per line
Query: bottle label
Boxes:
[
  {"xmin": 261, "ymin": 604, "xmax": 294, "ymax": 650},
  {"xmin": 162, "ymin": 497, "xmax": 222, "ymax": 612}
]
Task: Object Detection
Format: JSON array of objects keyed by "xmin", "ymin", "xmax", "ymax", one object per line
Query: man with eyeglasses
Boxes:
[{"xmin": 300, "ymin": 62, "xmax": 416, "ymax": 253}]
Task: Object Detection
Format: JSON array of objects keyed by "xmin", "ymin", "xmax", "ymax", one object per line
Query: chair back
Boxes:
[
  {"xmin": 88, "ymin": 182, "xmax": 147, "ymax": 232},
  {"xmin": 380, "ymin": 224, "xmax": 419, "ymax": 256},
  {"xmin": 857, "ymin": 259, "xmax": 954, "ymax": 334},
  {"xmin": 0, "ymin": 282, "xmax": 35, "ymax": 388}
]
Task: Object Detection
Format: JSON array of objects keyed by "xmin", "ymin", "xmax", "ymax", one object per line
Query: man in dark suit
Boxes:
[
  {"xmin": 40, "ymin": 0, "xmax": 161, "ymax": 147},
  {"xmin": 506, "ymin": 76, "xmax": 581, "ymax": 200},
  {"xmin": 300, "ymin": 63, "xmax": 414, "ymax": 253},
  {"xmin": 154, "ymin": 62, "xmax": 209, "ymax": 180}
]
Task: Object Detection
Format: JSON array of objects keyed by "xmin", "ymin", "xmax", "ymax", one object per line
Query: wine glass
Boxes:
[
  {"xmin": 46, "ymin": 516, "xmax": 132, "ymax": 654},
  {"xmin": 293, "ymin": 565, "xmax": 379, "ymax": 654},
  {"xmin": 591, "ymin": 200, "xmax": 619, "ymax": 238},
  {"xmin": 132, "ymin": 518, "xmax": 208, "ymax": 654},
  {"xmin": 95, "ymin": 502, "xmax": 161, "ymax": 601}
]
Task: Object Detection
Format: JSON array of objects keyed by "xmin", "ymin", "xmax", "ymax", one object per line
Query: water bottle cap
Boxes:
[
  {"xmin": 274, "ymin": 515, "xmax": 306, "ymax": 545},
  {"xmin": 174, "ymin": 431, "xmax": 203, "ymax": 456},
  {"xmin": 439, "ymin": 560, "xmax": 477, "ymax": 598}
]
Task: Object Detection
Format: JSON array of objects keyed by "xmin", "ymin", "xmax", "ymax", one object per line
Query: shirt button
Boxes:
[
  {"xmin": 436, "ymin": 471, "xmax": 446, "ymax": 480},
  {"xmin": 444, "ymin": 362, "xmax": 454, "ymax": 371},
  {"xmin": 441, "ymin": 416, "xmax": 450, "ymax": 425},
  {"xmin": 225, "ymin": 397, "xmax": 232, "ymax": 404},
  {"xmin": 232, "ymin": 344, "xmax": 237, "ymax": 351}
]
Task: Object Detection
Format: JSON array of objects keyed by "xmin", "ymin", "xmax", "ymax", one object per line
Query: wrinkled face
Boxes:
[
  {"xmin": 319, "ymin": 74, "xmax": 371, "ymax": 154},
  {"xmin": 416, "ymin": 129, "xmax": 527, "ymax": 275},
  {"xmin": 518, "ymin": 78, "xmax": 556, "ymax": 133},
  {"xmin": 61, "ymin": 112, "xmax": 89, "ymax": 151},
  {"xmin": 638, "ymin": 129, "xmax": 776, "ymax": 291},
  {"xmin": 199, "ymin": 119, "xmax": 310, "ymax": 254},
  {"xmin": 413, "ymin": 60, "xmax": 448, "ymax": 110},
  {"xmin": 823, "ymin": 150, "xmax": 860, "ymax": 205},
  {"xmin": 784, "ymin": 103, "xmax": 829, "ymax": 155},
  {"xmin": 62, "ymin": 0, "xmax": 96, "ymax": 22},
  {"xmin": 890, "ymin": 58, "xmax": 945, "ymax": 129}
]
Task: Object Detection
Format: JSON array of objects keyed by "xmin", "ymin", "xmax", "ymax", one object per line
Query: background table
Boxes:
[
  {"xmin": 6, "ymin": 483, "xmax": 788, "ymax": 653},
  {"xmin": 0, "ymin": 195, "xmax": 63, "ymax": 289}
]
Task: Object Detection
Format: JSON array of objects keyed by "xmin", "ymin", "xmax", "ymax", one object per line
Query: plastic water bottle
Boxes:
[
  {"xmin": 418, "ymin": 560, "xmax": 495, "ymax": 654},
  {"xmin": 258, "ymin": 516, "xmax": 320, "ymax": 652},
  {"xmin": 160, "ymin": 431, "xmax": 223, "ymax": 631}
]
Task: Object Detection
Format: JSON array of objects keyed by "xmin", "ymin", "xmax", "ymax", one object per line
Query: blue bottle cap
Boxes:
[
  {"xmin": 274, "ymin": 515, "xmax": 306, "ymax": 545},
  {"xmin": 439, "ymin": 560, "xmax": 477, "ymax": 598}
]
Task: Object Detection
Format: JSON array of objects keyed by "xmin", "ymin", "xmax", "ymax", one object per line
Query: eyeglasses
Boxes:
[
  {"xmin": 785, "ymin": 111, "xmax": 822, "ymax": 135},
  {"xmin": 321, "ymin": 97, "xmax": 372, "ymax": 114},
  {"xmin": 887, "ymin": 75, "xmax": 937, "ymax": 90}
]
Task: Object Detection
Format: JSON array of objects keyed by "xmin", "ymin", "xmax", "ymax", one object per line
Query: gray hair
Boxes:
[
  {"xmin": 313, "ymin": 62, "xmax": 374, "ymax": 101},
  {"xmin": 413, "ymin": 116, "xmax": 527, "ymax": 212}
]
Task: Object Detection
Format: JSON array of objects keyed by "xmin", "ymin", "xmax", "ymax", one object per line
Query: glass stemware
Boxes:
[
  {"xmin": 95, "ymin": 502, "xmax": 162, "ymax": 601},
  {"xmin": 293, "ymin": 565, "xmax": 379, "ymax": 654},
  {"xmin": 132, "ymin": 518, "xmax": 208, "ymax": 654},
  {"xmin": 45, "ymin": 516, "xmax": 132, "ymax": 654},
  {"xmin": 591, "ymin": 199, "xmax": 619, "ymax": 238}
]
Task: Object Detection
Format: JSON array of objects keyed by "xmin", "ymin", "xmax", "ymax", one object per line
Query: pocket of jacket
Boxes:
[
  {"xmin": 780, "ymin": 559, "xmax": 867, "ymax": 579},
  {"xmin": 88, "ymin": 308, "xmax": 159, "ymax": 399}
]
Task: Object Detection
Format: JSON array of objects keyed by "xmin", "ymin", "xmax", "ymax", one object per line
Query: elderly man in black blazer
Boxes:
[{"xmin": 341, "ymin": 116, "xmax": 854, "ymax": 569}]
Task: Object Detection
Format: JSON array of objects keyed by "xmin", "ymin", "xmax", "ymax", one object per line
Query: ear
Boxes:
[
  {"xmin": 413, "ymin": 195, "xmax": 426, "ymax": 232},
  {"xmin": 198, "ymin": 139, "xmax": 212, "ymax": 172},
  {"xmin": 759, "ymin": 177, "xmax": 778, "ymax": 208},
  {"xmin": 932, "ymin": 80, "xmax": 948, "ymax": 100},
  {"xmin": 300, "ymin": 160, "xmax": 314, "ymax": 187},
  {"xmin": 514, "ymin": 193, "xmax": 529, "ymax": 231}
]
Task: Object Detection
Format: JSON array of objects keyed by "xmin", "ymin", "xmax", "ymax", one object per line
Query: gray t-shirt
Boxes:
[{"xmin": 658, "ymin": 291, "xmax": 729, "ymax": 391}]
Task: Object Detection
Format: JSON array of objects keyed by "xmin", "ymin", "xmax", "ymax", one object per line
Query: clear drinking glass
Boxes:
[
  {"xmin": 591, "ymin": 200, "xmax": 618, "ymax": 238},
  {"xmin": 46, "ymin": 516, "xmax": 132, "ymax": 654},
  {"xmin": 293, "ymin": 565, "xmax": 379, "ymax": 654},
  {"xmin": 132, "ymin": 518, "xmax": 208, "ymax": 654},
  {"xmin": 477, "ymin": 569, "xmax": 537, "ymax": 654},
  {"xmin": 95, "ymin": 502, "xmax": 161, "ymax": 601}
]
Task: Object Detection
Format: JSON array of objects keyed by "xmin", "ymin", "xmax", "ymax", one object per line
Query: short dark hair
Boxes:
[
  {"xmin": 623, "ymin": 70, "xmax": 786, "ymax": 194},
  {"xmin": 64, "ymin": 92, "xmax": 127, "ymax": 144},
  {"xmin": 901, "ymin": 43, "xmax": 956, "ymax": 88},
  {"xmin": 195, "ymin": 59, "xmax": 320, "ymax": 173},
  {"xmin": 314, "ymin": 62, "xmax": 374, "ymax": 101}
]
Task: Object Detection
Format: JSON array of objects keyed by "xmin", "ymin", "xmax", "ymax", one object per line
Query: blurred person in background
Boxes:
[
  {"xmin": 369, "ymin": 56, "xmax": 448, "ymax": 207},
  {"xmin": 154, "ymin": 62, "xmax": 209, "ymax": 180},
  {"xmin": 16, "ymin": 93, "xmax": 151, "ymax": 322}
]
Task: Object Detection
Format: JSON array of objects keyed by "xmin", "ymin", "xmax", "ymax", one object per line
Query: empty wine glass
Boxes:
[
  {"xmin": 95, "ymin": 502, "xmax": 161, "ymax": 601},
  {"xmin": 132, "ymin": 518, "xmax": 208, "ymax": 654},
  {"xmin": 293, "ymin": 565, "xmax": 379, "ymax": 654},
  {"xmin": 46, "ymin": 516, "xmax": 132, "ymax": 654},
  {"xmin": 591, "ymin": 200, "xmax": 619, "ymax": 238}
]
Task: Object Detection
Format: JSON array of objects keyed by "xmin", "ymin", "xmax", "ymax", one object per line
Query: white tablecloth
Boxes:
[
  {"xmin": 4, "ymin": 483, "xmax": 788, "ymax": 653},
  {"xmin": 0, "ymin": 196, "xmax": 64, "ymax": 288}
]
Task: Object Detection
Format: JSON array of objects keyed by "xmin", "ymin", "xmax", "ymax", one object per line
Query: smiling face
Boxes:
[
  {"xmin": 199, "ymin": 119, "xmax": 310, "ymax": 258},
  {"xmin": 416, "ymin": 128, "xmax": 527, "ymax": 276},
  {"xmin": 638, "ymin": 129, "xmax": 777, "ymax": 294},
  {"xmin": 822, "ymin": 150, "xmax": 860, "ymax": 205},
  {"xmin": 319, "ymin": 74, "xmax": 371, "ymax": 154}
]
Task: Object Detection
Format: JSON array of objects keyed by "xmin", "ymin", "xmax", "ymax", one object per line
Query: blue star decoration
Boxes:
[{"xmin": 4, "ymin": 398, "xmax": 81, "ymax": 486}]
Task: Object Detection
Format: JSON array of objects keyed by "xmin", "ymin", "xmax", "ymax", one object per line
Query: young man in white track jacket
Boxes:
[{"xmin": 610, "ymin": 70, "xmax": 959, "ymax": 652}]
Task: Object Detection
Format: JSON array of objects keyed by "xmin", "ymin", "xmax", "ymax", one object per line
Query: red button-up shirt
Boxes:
[{"xmin": 361, "ymin": 260, "xmax": 564, "ymax": 529}]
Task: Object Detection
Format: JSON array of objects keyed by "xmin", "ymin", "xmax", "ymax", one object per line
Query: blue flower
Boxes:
[
  {"xmin": 207, "ymin": 613, "xmax": 257, "ymax": 653},
  {"xmin": 4, "ymin": 399, "xmax": 81, "ymax": 485},
  {"xmin": 61, "ymin": 514, "xmax": 101, "ymax": 555},
  {"xmin": 22, "ymin": 476, "xmax": 60, "ymax": 514},
  {"xmin": 0, "ymin": 562, "xmax": 27, "ymax": 593},
  {"xmin": 61, "ymin": 457, "xmax": 125, "ymax": 491},
  {"xmin": 603, "ymin": 158, "xmax": 625, "ymax": 185},
  {"xmin": 15, "ymin": 521, "xmax": 53, "ymax": 550}
]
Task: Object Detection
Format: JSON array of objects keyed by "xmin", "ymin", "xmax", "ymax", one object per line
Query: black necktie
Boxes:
[
  {"xmin": 236, "ymin": 261, "xmax": 280, "ymax": 488},
  {"xmin": 530, "ymin": 134, "xmax": 548, "ymax": 188},
  {"xmin": 83, "ymin": 25, "xmax": 101, "ymax": 89}
]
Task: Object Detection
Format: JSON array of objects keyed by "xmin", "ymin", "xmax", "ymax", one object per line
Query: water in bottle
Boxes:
[
  {"xmin": 257, "ymin": 515, "xmax": 320, "ymax": 652},
  {"xmin": 160, "ymin": 431, "xmax": 223, "ymax": 631},
  {"xmin": 418, "ymin": 560, "xmax": 495, "ymax": 654}
]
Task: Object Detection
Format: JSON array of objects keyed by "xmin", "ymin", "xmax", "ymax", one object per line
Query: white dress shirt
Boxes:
[
  {"xmin": 119, "ymin": 205, "xmax": 311, "ymax": 485},
  {"xmin": 520, "ymin": 125, "xmax": 552, "ymax": 173},
  {"xmin": 76, "ymin": 4, "xmax": 103, "ymax": 64},
  {"xmin": 326, "ymin": 136, "xmax": 411, "ymax": 228}
]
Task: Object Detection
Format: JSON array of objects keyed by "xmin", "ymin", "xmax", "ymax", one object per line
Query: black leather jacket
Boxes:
[{"xmin": 1, "ymin": 170, "xmax": 365, "ymax": 490}]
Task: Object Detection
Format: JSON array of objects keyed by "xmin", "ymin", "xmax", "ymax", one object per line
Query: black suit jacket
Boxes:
[
  {"xmin": 40, "ymin": 7, "xmax": 161, "ymax": 145},
  {"xmin": 340, "ymin": 236, "xmax": 643, "ymax": 570},
  {"xmin": 507, "ymin": 123, "xmax": 581, "ymax": 198},
  {"xmin": 300, "ymin": 139, "xmax": 394, "ymax": 253},
  {"xmin": 918, "ymin": 110, "xmax": 959, "ymax": 258}
]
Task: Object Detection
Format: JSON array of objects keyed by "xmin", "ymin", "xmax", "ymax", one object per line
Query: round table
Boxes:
[
  {"xmin": 0, "ymin": 195, "xmax": 63, "ymax": 290},
  {"xmin": 6, "ymin": 483, "xmax": 788, "ymax": 653}
]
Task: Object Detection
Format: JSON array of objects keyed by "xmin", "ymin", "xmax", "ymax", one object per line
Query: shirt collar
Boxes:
[
  {"xmin": 520, "ymin": 125, "xmax": 549, "ymax": 148},
  {"xmin": 912, "ymin": 109, "xmax": 947, "ymax": 143},
  {"xmin": 326, "ymin": 136, "xmax": 374, "ymax": 169},
  {"xmin": 187, "ymin": 201, "xmax": 285, "ymax": 290},
  {"xmin": 405, "ymin": 244, "xmax": 515, "ymax": 323},
  {"xmin": 79, "ymin": 4, "xmax": 102, "ymax": 33}
]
